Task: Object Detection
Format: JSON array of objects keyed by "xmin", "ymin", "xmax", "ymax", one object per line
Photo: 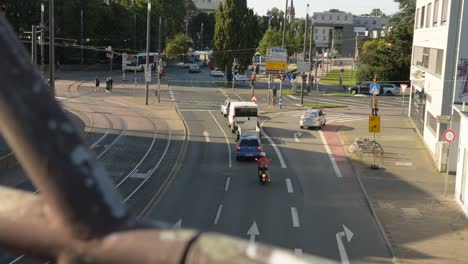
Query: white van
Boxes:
[{"xmin": 228, "ymin": 102, "xmax": 259, "ymax": 133}]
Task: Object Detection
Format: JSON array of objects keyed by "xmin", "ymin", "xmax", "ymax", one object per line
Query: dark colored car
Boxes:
[{"xmin": 236, "ymin": 135, "xmax": 263, "ymax": 160}]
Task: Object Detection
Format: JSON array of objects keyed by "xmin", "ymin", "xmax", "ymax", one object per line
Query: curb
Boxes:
[
  {"xmin": 338, "ymin": 129, "xmax": 397, "ymax": 263},
  {"xmin": 0, "ymin": 152, "xmax": 17, "ymax": 169},
  {"xmin": 138, "ymin": 104, "xmax": 190, "ymax": 219}
]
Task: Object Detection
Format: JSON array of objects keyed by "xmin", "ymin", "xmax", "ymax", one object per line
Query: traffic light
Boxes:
[
  {"xmin": 280, "ymin": 74, "xmax": 284, "ymax": 81},
  {"xmin": 250, "ymin": 75, "xmax": 255, "ymax": 86}
]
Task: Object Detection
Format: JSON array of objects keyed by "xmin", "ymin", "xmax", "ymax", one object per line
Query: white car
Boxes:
[
  {"xmin": 210, "ymin": 68, "xmax": 225, "ymax": 77},
  {"xmin": 221, "ymin": 99, "xmax": 239, "ymax": 117},
  {"xmin": 300, "ymin": 109, "xmax": 326, "ymax": 129},
  {"xmin": 188, "ymin": 63, "xmax": 201, "ymax": 73},
  {"xmin": 234, "ymin": 73, "xmax": 247, "ymax": 81},
  {"xmin": 381, "ymin": 83, "xmax": 400, "ymax": 95}
]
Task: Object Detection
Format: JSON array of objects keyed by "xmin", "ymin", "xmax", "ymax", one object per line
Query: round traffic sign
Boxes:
[{"xmin": 443, "ymin": 129, "xmax": 456, "ymax": 143}]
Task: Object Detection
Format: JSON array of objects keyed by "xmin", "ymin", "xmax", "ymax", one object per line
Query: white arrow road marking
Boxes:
[
  {"xmin": 213, "ymin": 204, "xmax": 223, "ymax": 225},
  {"xmin": 294, "ymin": 248, "xmax": 303, "ymax": 256},
  {"xmin": 293, "ymin": 131, "xmax": 303, "ymax": 142},
  {"xmin": 247, "ymin": 221, "xmax": 259, "ymax": 244},
  {"xmin": 318, "ymin": 130, "xmax": 343, "ymax": 178},
  {"xmin": 203, "ymin": 130, "xmax": 211, "ymax": 142},
  {"xmin": 285, "ymin": 178, "xmax": 294, "ymax": 193},
  {"xmin": 290, "ymin": 207, "xmax": 300, "ymax": 227},
  {"xmin": 174, "ymin": 219, "xmax": 182, "ymax": 229},
  {"xmin": 336, "ymin": 225, "xmax": 354, "ymax": 264},
  {"xmin": 209, "ymin": 111, "xmax": 232, "ymax": 168}
]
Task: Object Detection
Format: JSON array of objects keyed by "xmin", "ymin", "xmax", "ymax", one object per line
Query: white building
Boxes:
[
  {"xmin": 192, "ymin": 0, "xmax": 224, "ymax": 13},
  {"xmin": 353, "ymin": 15, "xmax": 388, "ymax": 31},
  {"xmin": 409, "ymin": 0, "xmax": 468, "ymax": 216}
]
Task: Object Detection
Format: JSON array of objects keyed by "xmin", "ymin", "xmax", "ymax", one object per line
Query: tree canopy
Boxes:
[{"xmin": 214, "ymin": 0, "xmax": 260, "ymax": 80}]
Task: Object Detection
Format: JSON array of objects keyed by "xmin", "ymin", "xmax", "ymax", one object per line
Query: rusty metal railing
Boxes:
[{"xmin": 0, "ymin": 14, "xmax": 314, "ymax": 264}]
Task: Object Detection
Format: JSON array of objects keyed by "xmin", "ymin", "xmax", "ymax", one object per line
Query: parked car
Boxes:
[
  {"xmin": 188, "ymin": 63, "xmax": 201, "ymax": 73},
  {"xmin": 234, "ymin": 73, "xmax": 247, "ymax": 82},
  {"xmin": 381, "ymin": 83, "xmax": 400, "ymax": 95},
  {"xmin": 348, "ymin": 82, "xmax": 373, "ymax": 95},
  {"xmin": 211, "ymin": 68, "xmax": 225, "ymax": 77},
  {"xmin": 236, "ymin": 135, "xmax": 263, "ymax": 160},
  {"xmin": 221, "ymin": 99, "xmax": 239, "ymax": 117},
  {"xmin": 299, "ymin": 109, "xmax": 326, "ymax": 129}
]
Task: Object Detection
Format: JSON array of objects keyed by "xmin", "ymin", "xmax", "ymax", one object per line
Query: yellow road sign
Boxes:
[
  {"xmin": 369, "ymin": 116, "xmax": 381, "ymax": 133},
  {"xmin": 266, "ymin": 61, "xmax": 287, "ymax": 71}
]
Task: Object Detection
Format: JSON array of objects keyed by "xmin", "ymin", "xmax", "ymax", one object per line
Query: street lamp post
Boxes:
[
  {"xmin": 80, "ymin": 9, "xmax": 83, "ymax": 65},
  {"xmin": 303, "ymin": 4, "xmax": 309, "ymax": 61},
  {"xmin": 40, "ymin": 2, "xmax": 45, "ymax": 77},
  {"xmin": 49, "ymin": 0, "xmax": 55, "ymax": 96},
  {"xmin": 281, "ymin": 0, "xmax": 288, "ymax": 49},
  {"xmin": 145, "ymin": 1, "xmax": 151, "ymax": 105}
]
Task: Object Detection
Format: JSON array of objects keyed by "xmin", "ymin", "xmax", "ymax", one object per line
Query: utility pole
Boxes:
[
  {"xmin": 200, "ymin": 22, "xmax": 204, "ymax": 50},
  {"xmin": 303, "ymin": 4, "xmax": 309, "ymax": 61},
  {"xmin": 308, "ymin": 23, "xmax": 313, "ymax": 93},
  {"xmin": 49, "ymin": 0, "xmax": 55, "ymax": 96},
  {"xmin": 40, "ymin": 2, "xmax": 45, "ymax": 77},
  {"xmin": 80, "ymin": 9, "xmax": 83, "ymax": 65},
  {"xmin": 31, "ymin": 26, "xmax": 37, "ymax": 65},
  {"xmin": 157, "ymin": 57, "xmax": 161, "ymax": 103},
  {"xmin": 281, "ymin": 0, "xmax": 288, "ymax": 49},
  {"xmin": 145, "ymin": 1, "xmax": 151, "ymax": 105},
  {"xmin": 158, "ymin": 16, "xmax": 162, "ymax": 53}
]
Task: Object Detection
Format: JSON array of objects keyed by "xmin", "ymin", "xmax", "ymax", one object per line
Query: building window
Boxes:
[
  {"xmin": 315, "ymin": 28, "xmax": 318, "ymax": 34},
  {"xmin": 441, "ymin": 0, "xmax": 448, "ymax": 24},
  {"xmin": 422, "ymin": 47, "xmax": 430, "ymax": 68},
  {"xmin": 426, "ymin": 3, "xmax": 432, "ymax": 27},
  {"xmin": 322, "ymin": 28, "xmax": 326, "ymax": 34},
  {"xmin": 356, "ymin": 19, "xmax": 360, "ymax": 24},
  {"xmin": 436, "ymin": 49, "xmax": 443, "ymax": 75},
  {"xmin": 426, "ymin": 111, "xmax": 437, "ymax": 135},
  {"xmin": 337, "ymin": 15, "xmax": 340, "ymax": 21},
  {"xmin": 345, "ymin": 15, "xmax": 348, "ymax": 21},
  {"xmin": 372, "ymin": 20, "xmax": 377, "ymax": 25},
  {"xmin": 433, "ymin": 0, "xmax": 439, "ymax": 26},
  {"xmin": 316, "ymin": 35, "xmax": 318, "ymax": 41},
  {"xmin": 323, "ymin": 36, "xmax": 326, "ymax": 41},
  {"xmin": 329, "ymin": 15, "xmax": 332, "ymax": 21},
  {"xmin": 322, "ymin": 15, "xmax": 325, "ymax": 21},
  {"xmin": 416, "ymin": 8, "xmax": 420, "ymax": 29},
  {"xmin": 420, "ymin": 6, "xmax": 425, "ymax": 28},
  {"xmin": 364, "ymin": 20, "xmax": 369, "ymax": 24}
]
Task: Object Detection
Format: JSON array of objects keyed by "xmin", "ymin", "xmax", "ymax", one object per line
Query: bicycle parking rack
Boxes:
[{"xmin": 349, "ymin": 137, "xmax": 385, "ymax": 169}]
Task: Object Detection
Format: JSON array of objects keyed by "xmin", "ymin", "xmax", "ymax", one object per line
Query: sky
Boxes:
[{"xmin": 246, "ymin": 0, "xmax": 400, "ymax": 18}]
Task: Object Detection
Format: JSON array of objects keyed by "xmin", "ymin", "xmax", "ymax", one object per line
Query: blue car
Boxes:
[{"xmin": 236, "ymin": 135, "xmax": 263, "ymax": 160}]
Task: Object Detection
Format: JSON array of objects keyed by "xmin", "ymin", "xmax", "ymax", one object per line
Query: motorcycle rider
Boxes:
[{"xmin": 257, "ymin": 152, "xmax": 271, "ymax": 181}]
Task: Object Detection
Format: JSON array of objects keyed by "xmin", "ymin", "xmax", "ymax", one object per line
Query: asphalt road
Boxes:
[{"xmin": 147, "ymin": 65, "xmax": 394, "ymax": 263}]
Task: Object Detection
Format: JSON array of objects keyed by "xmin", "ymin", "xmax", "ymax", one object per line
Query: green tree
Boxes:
[
  {"xmin": 214, "ymin": 0, "xmax": 260, "ymax": 80},
  {"xmin": 370, "ymin": 8, "xmax": 384, "ymax": 16},
  {"xmin": 257, "ymin": 28, "xmax": 282, "ymax": 56},
  {"xmin": 165, "ymin": 33, "xmax": 190, "ymax": 59}
]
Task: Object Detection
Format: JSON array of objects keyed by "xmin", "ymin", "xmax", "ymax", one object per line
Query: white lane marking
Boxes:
[
  {"xmin": 395, "ymin": 161, "xmax": 412, "ymax": 166},
  {"xmin": 293, "ymin": 131, "xmax": 302, "ymax": 143},
  {"xmin": 291, "ymin": 207, "xmax": 300, "ymax": 227},
  {"xmin": 128, "ymin": 171, "xmax": 149, "ymax": 179},
  {"xmin": 115, "ymin": 117, "xmax": 157, "ymax": 187},
  {"xmin": 96, "ymin": 115, "xmax": 127, "ymax": 159},
  {"xmin": 90, "ymin": 115, "xmax": 112, "ymax": 149},
  {"xmin": 318, "ymin": 130, "xmax": 343, "ymax": 178},
  {"xmin": 8, "ymin": 256, "xmax": 24, "ymax": 264},
  {"xmin": 209, "ymin": 111, "xmax": 232, "ymax": 168},
  {"xmin": 285, "ymin": 178, "xmax": 294, "ymax": 193},
  {"xmin": 294, "ymin": 248, "xmax": 303, "ymax": 256},
  {"xmin": 260, "ymin": 125, "xmax": 287, "ymax": 169},
  {"xmin": 225, "ymin": 177, "xmax": 231, "ymax": 191},
  {"xmin": 203, "ymin": 130, "xmax": 211, "ymax": 142},
  {"xmin": 213, "ymin": 204, "xmax": 223, "ymax": 225},
  {"xmin": 123, "ymin": 126, "xmax": 171, "ymax": 201}
]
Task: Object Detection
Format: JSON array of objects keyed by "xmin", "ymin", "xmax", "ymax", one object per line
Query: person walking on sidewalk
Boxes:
[
  {"xmin": 105, "ymin": 77, "xmax": 111, "ymax": 93},
  {"xmin": 108, "ymin": 76, "xmax": 113, "ymax": 93},
  {"xmin": 95, "ymin": 75, "xmax": 100, "ymax": 92}
]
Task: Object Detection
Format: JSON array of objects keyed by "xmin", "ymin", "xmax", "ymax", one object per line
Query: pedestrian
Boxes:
[
  {"xmin": 56, "ymin": 61, "xmax": 61, "ymax": 72},
  {"xmin": 339, "ymin": 77, "xmax": 346, "ymax": 92},
  {"xmin": 108, "ymin": 76, "xmax": 113, "ymax": 93},
  {"xmin": 105, "ymin": 77, "xmax": 110, "ymax": 93},
  {"xmin": 95, "ymin": 75, "xmax": 100, "ymax": 92}
]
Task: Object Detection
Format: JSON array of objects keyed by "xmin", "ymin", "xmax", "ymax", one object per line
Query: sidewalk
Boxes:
[{"xmin": 338, "ymin": 115, "xmax": 468, "ymax": 264}]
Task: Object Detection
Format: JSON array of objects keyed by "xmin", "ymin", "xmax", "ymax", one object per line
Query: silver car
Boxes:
[{"xmin": 299, "ymin": 109, "xmax": 326, "ymax": 129}]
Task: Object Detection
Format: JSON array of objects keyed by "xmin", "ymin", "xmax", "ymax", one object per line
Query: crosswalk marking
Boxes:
[{"xmin": 281, "ymin": 111, "xmax": 367, "ymax": 124}]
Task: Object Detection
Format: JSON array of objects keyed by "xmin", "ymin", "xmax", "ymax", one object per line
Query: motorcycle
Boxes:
[{"xmin": 258, "ymin": 167, "xmax": 270, "ymax": 184}]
